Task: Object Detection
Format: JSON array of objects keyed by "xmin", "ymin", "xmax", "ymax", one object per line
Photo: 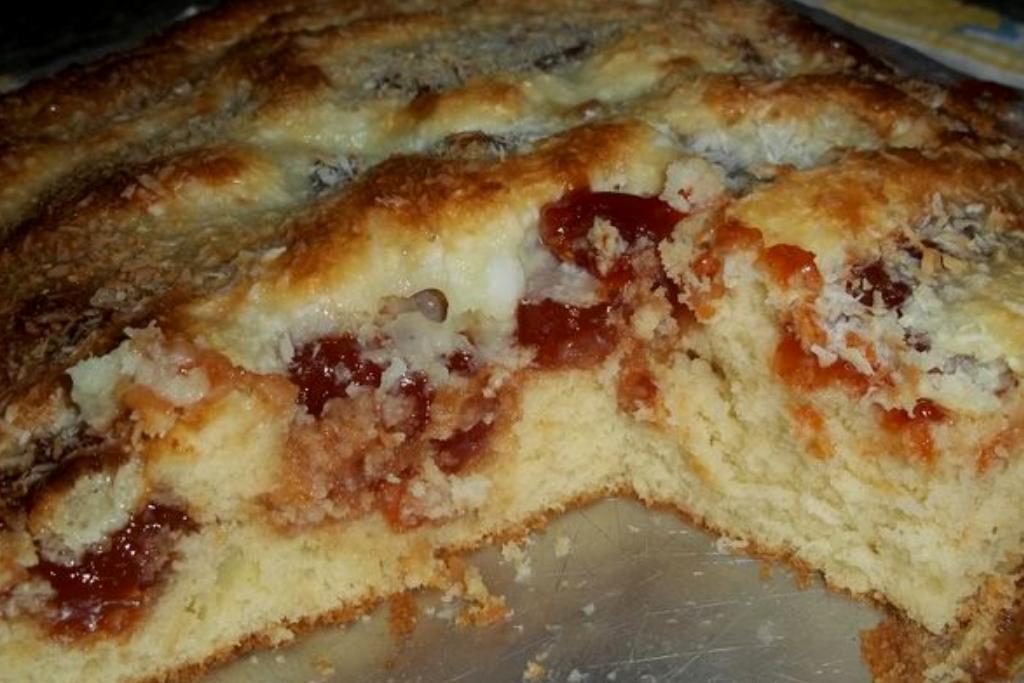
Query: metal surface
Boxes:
[{"xmin": 209, "ymin": 499, "xmax": 879, "ymax": 683}]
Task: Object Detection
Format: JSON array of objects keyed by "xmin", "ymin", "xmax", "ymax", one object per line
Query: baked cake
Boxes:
[{"xmin": 1, "ymin": 1, "xmax": 1023, "ymax": 681}]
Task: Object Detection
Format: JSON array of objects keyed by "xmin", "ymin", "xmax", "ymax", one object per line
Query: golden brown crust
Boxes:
[
  {"xmin": 0, "ymin": 143, "xmax": 286, "ymax": 410},
  {"xmin": 861, "ymin": 573, "xmax": 1024, "ymax": 683},
  {"xmin": 139, "ymin": 594, "xmax": 386, "ymax": 683},
  {"xmin": 731, "ymin": 147, "xmax": 1024, "ymax": 252},
  {"xmin": 701, "ymin": 73, "xmax": 934, "ymax": 135},
  {"xmin": 861, "ymin": 613, "xmax": 931, "ymax": 683}
]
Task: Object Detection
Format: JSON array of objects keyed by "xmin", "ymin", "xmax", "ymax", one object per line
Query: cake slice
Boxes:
[{"xmin": 1, "ymin": 1, "xmax": 1024, "ymax": 681}]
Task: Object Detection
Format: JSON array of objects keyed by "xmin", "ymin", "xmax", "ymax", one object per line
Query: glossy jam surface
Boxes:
[
  {"xmin": 773, "ymin": 327, "xmax": 869, "ymax": 395},
  {"xmin": 759, "ymin": 244, "xmax": 823, "ymax": 290},
  {"xmin": 516, "ymin": 299, "xmax": 617, "ymax": 369},
  {"xmin": 31, "ymin": 502, "xmax": 194, "ymax": 638},
  {"xmin": 540, "ymin": 190, "xmax": 682, "ymax": 284},
  {"xmin": 289, "ymin": 335, "xmax": 383, "ymax": 416},
  {"xmin": 878, "ymin": 399, "xmax": 948, "ymax": 463}
]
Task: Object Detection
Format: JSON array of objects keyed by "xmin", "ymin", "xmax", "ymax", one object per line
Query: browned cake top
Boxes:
[{"xmin": 0, "ymin": 0, "xmax": 918, "ymax": 415}]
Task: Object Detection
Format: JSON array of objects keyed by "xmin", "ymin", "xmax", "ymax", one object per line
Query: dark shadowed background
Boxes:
[
  {"xmin": 0, "ymin": 0, "xmax": 1022, "ymax": 86},
  {"xmin": 0, "ymin": 1, "xmax": 217, "ymax": 82}
]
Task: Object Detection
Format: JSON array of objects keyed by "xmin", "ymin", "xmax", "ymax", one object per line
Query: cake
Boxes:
[{"xmin": 1, "ymin": 1, "xmax": 1023, "ymax": 681}]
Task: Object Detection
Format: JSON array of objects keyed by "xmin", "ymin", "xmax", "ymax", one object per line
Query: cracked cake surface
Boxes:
[{"xmin": 1, "ymin": 1, "xmax": 1024, "ymax": 681}]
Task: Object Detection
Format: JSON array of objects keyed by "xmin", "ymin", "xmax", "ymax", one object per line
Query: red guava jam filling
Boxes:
[
  {"xmin": 878, "ymin": 399, "xmax": 949, "ymax": 463},
  {"xmin": 773, "ymin": 326, "xmax": 869, "ymax": 396},
  {"xmin": 433, "ymin": 419, "xmax": 495, "ymax": 474},
  {"xmin": 31, "ymin": 502, "xmax": 195, "ymax": 638},
  {"xmin": 759, "ymin": 244, "xmax": 823, "ymax": 291},
  {"xmin": 445, "ymin": 350, "xmax": 476, "ymax": 375},
  {"xmin": 847, "ymin": 259, "xmax": 912, "ymax": 311},
  {"xmin": 289, "ymin": 335, "xmax": 384, "ymax": 417},
  {"xmin": 540, "ymin": 189, "xmax": 683, "ymax": 281},
  {"xmin": 516, "ymin": 299, "xmax": 618, "ymax": 369}
]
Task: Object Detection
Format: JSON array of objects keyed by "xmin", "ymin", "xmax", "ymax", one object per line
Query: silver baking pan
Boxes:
[{"xmin": 210, "ymin": 497, "xmax": 879, "ymax": 683}]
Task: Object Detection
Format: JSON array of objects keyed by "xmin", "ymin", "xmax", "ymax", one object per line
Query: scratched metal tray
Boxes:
[
  {"xmin": 8, "ymin": 3, "xmax": 1022, "ymax": 682},
  {"xmin": 211, "ymin": 498, "xmax": 878, "ymax": 683}
]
